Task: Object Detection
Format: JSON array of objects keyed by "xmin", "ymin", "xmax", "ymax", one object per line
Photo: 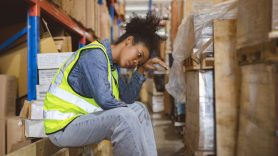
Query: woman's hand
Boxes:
[{"xmin": 137, "ymin": 57, "xmax": 168, "ymax": 74}]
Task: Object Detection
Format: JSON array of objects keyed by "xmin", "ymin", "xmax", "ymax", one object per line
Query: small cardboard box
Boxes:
[
  {"xmin": 30, "ymin": 101, "xmax": 44, "ymax": 120},
  {"xmin": 25, "ymin": 120, "xmax": 47, "ymax": 138},
  {"xmin": 6, "ymin": 117, "xmax": 25, "ymax": 153},
  {"xmin": 37, "ymin": 52, "xmax": 73, "ymax": 69},
  {"xmin": 0, "ymin": 75, "xmax": 17, "ymax": 119},
  {"xmin": 0, "ymin": 119, "xmax": 5, "ymax": 155},
  {"xmin": 53, "ymin": 36, "xmax": 72, "ymax": 52},
  {"xmin": 20, "ymin": 100, "xmax": 44, "ymax": 120}
]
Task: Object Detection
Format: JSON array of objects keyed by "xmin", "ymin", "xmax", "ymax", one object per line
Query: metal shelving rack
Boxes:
[
  {"xmin": 0, "ymin": 0, "xmax": 95, "ymax": 101},
  {"xmin": 0, "ymin": 0, "xmax": 123, "ymax": 101},
  {"xmin": 25, "ymin": 0, "xmax": 95, "ymax": 101}
]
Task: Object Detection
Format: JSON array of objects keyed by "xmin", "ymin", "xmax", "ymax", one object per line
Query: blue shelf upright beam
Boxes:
[{"xmin": 27, "ymin": 2, "xmax": 40, "ymax": 100}]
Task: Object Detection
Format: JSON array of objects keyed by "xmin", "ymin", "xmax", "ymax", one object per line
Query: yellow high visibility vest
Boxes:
[{"xmin": 43, "ymin": 40, "xmax": 119, "ymax": 134}]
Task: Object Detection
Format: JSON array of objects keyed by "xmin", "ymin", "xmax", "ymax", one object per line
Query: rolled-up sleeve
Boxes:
[
  {"xmin": 78, "ymin": 49, "xmax": 127, "ymax": 110},
  {"xmin": 119, "ymin": 71, "xmax": 146, "ymax": 104}
]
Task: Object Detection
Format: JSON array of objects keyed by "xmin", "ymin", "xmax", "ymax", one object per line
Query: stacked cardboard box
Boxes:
[
  {"xmin": 185, "ymin": 70, "xmax": 215, "ymax": 155},
  {"xmin": 53, "ymin": 36, "xmax": 72, "ymax": 52},
  {"xmin": 6, "ymin": 117, "xmax": 30, "ymax": 154},
  {"xmin": 20, "ymin": 52, "xmax": 73, "ymax": 139},
  {"xmin": 214, "ymin": 19, "xmax": 239, "ymax": 156},
  {"xmin": 0, "ymin": 30, "xmax": 58, "ymax": 97},
  {"xmin": 236, "ymin": 0, "xmax": 278, "ymax": 155},
  {"xmin": 0, "ymin": 75, "xmax": 17, "ymax": 155},
  {"xmin": 37, "ymin": 52, "xmax": 73, "ymax": 100},
  {"xmin": 49, "ymin": 0, "xmax": 112, "ymax": 40},
  {"xmin": 236, "ymin": 64, "xmax": 277, "ymax": 156},
  {"xmin": 20, "ymin": 100, "xmax": 46, "ymax": 138},
  {"xmin": 0, "ymin": 75, "xmax": 29, "ymax": 155}
]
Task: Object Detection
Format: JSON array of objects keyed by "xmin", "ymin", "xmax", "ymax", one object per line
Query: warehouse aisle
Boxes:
[{"xmin": 151, "ymin": 113, "xmax": 185, "ymax": 156}]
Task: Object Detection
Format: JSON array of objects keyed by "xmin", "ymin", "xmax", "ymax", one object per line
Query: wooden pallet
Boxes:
[
  {"xmin": 237, "ymin": 41, "xmax": 278, "ymax": 65},
  {"xmin": 184, "ymin": 53, "xmax": 214, "ymax": 70}
]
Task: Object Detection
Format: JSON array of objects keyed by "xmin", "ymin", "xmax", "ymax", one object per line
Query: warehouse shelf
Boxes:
[
  {"xmin": 0, "ymin": 0, "xmax": 97, "ymax": 100},
  {"xmin": 24, "ymin": 0, "xmax": 94, "ymax": 42},
  {"xmin": 0, "ymin": 0, "xmax": 126, "ymax": 100}
]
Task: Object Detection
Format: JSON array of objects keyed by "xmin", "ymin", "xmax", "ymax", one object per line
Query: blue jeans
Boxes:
[{"xmin": 48, "ymin": 102, "xmax": 157, "ymax": 156}]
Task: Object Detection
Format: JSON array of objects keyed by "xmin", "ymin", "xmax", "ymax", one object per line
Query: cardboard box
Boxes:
[
  {"xmin": 9, "ymin": 140, "xmax": 31, "ymax": 154},
  {"xmin": 6, "ymin": 117, "xmax": 25, "ymax": 153},
  {"xmin": 86, "ymin": 0, "xmax": 96, "ymax": 30},
  {"xmin": 0, "ymin": 75, "xmax": 17, "ymax": 119},
  {"xmin": 30, "ymin": 101, "xmax": 44, "ymax": 120},
  {"xmin": 53, "ymin": 36, "xmax": 72, "ymax": 52},
  {"xmin": 40, "ymin": 36, "xmax": 59, "ymax": 53},
  {"xmin": 185, "ymin": 70, "xmax": 215, "ymax": 151},
  {"xmin": 0, "ymin": 36, "xmax": 58, "ymax": 97},
  {"xmin": 36, "ymin": 84, "xmax": 50, "ymax": 100},
  {"xmin": 25, "ymin": 120, "xmax": 47, "ymax": 138},
  {"xmin": 37, "ymin": 52, "xmax": 73, "ymax": 69},
  {"xmin": 151, "ymin": 95, "xmax": 164, "ymax": 113},
  {"xmin": 237, "ymin": 0, "xmax": 271, "ymax": 49},
  {"xmin": 19, "ymin": 100, "xmax": 44, "ymax": 120},
  {"xmin": 0, "ymin": 44, "xmax": 27, "ymax": 97},
  {"xmin": 61, "ymin": 0, "xmax": 86, "ymax": 26},
  {"xmin": 19, "ymin": 100, "xmax": 31, "ymax": 119},
  {"xmin": 0, "ymin": 119, "xmax": 5, "ymax": 156},
  {"xmin": 38, "ymin": 69, "xmax": 57, "ymax": 85}
]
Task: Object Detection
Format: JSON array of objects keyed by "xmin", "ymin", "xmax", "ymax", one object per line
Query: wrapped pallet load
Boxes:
[{"xmin": 185, "ymin": 70, "xmax": 214, "ymax": 155}]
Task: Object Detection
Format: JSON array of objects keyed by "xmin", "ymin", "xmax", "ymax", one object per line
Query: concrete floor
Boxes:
[{"xmin": 151, "ymin": 113, "xmax": 185, "ymax": 156}]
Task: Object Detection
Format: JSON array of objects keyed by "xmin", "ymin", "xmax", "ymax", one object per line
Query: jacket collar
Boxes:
[{"xmin": 101, "ymin": 39, "xmax": 116, "ymax": 69}]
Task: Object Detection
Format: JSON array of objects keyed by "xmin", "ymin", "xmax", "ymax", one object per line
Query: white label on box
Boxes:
[
  {"xmin": 30, "ymin": 101, "xmax": 44, "ymax": 120},
  {"xmin": 39, "ymin": 69, "xmax": 58, "ymax": 84},
  {"xmin": 37, "ymin": 52, "xmax": 73, "ymax": 69},
  {"xmin": 25, "ymin": 120, "xmax": 47, "ymax": 138},
  {"xmin": 36, "ymin": 84, "xmax": 50, "ymax": 100}
]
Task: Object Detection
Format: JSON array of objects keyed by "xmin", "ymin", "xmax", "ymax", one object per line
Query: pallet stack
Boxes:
[
  {"xmin": 167, "ymin": 0, "xmax": 238, "ymax": 155},
  {"xmin": 235, "ymin": 0, "xmax": 278, "ymax": 155},
  {"xmin": 179, "ymin": 1, "xmax": 215, "ymax": 155}
]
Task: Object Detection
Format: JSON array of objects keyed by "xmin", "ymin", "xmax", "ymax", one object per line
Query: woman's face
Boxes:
[{"xmin": 118, "ymin": 39, "xmax": 150, "ymax": 69}]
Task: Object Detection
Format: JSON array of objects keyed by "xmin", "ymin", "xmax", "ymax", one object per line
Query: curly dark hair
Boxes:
[{"xmin": 114, "ymin": 13, "xmax": 162, "ymax": 58}]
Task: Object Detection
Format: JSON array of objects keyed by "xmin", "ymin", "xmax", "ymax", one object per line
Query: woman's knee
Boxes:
[
  {"xmin": 135, "ymin": 102, "xmax": 150, "ymax": 114},
  {"xmin": 116, "ymin": 107, "xmax": 139, "ymax": 122}
]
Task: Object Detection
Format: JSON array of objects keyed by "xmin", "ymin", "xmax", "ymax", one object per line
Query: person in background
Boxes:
[{"xmin": 43, "ymin": 13, "xmax": 167, "ymax": 156}]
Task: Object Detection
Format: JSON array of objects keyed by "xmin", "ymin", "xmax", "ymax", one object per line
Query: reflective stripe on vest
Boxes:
[
  {"xmin": 44, "ymin": 110, "xmax": 76, "ymax": 120},
  {"xmin": 44, "ymin": 41, "xmax": 118, "ymax": 134},
  {"xmin": 48, "ymin": 87, "xmax": 103, "ymax": 113}
]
